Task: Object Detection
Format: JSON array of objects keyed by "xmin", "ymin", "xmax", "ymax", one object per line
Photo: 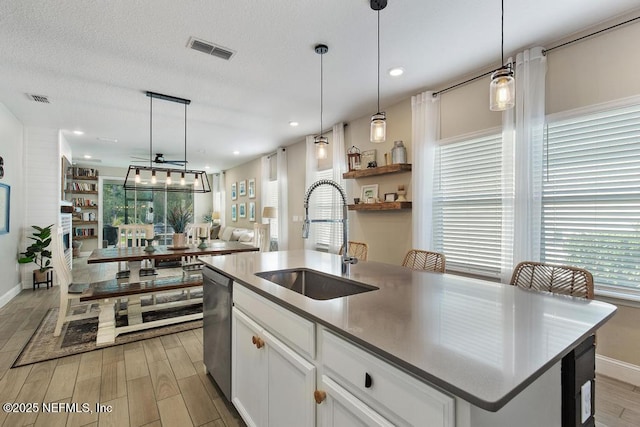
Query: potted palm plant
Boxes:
[
  {"xmin": 167, "ymin": 204, "xmax": 193, "ymax": 248},
  {"xmin": 18, "ymin": 224, "xmax": 54, "ymax": 282}
]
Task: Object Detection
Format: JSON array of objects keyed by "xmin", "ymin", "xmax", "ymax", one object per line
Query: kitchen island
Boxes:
[{"xmin": 200, "ymin": 250, "xmax": 616, "ymax": 427}]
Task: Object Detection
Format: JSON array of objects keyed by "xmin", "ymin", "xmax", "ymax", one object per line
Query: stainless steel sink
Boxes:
[{"xmin": 255, "ymin": 268, "xmax": 378, "ymax": 300}]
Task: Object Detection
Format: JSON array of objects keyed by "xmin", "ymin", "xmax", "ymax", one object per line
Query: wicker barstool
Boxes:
[
  {"xmin": 509, "ymin": 261, "xmax": 594, "ymax": 299},
  {"xmin": 401, "ymin": 249, "xmax": 446, "ymax": 273},
  {"xmin": 338, "ymin": 241, "xmax": 369, "ymax": 261}
]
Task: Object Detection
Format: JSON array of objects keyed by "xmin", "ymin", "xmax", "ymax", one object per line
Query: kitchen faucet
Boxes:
[{"xmin": 303, "ymin": 179, "xmax": 357, "ymax": 274}]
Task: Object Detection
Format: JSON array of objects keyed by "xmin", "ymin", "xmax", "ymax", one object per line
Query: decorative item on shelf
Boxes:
[
  {"xmin": 18, "ymin": 224, "xmax": 54, "ymax": 283},
  {"xmin": 313, "ymin": 44, "xmax": 330, "ymax": 159},
  {"xmin": 167, "ymin": 203, "xmax": 193, "ymax": 248},
  {"xmin": 489, "ymin": 0, "xmax": 515, "ymax": 111},
  {"xmin": 392, "ymin": 140, "xmax": 407, "ymax": 164},
  {"xmin": 361, "ymin": 184, "xmax": 379, "ymax": 202},
  {"xmin": 353, "ymin": 198, "xmax": 360, "ymax": 205},
  {"xmin": 370, "ymin": 0, "xmax": 388, "ymax": 143},
  {"xmin": 347, "ymin": 146, "xmax": 362, "ymax": 171},
  {"xmin": 123, "ymin": 91, "xmax": 211, "ymax": 193},
  {"xmin": 384, "ymin": 152, "xmax": 391, "ymax": 166},
  {"xmin": 397, "ymin": 184, "xmax": 407, "ymax": 201},
  {"xmin": 384, "ymin": 193, "xmax": 397, "ymax": 202},
  {"xmin": 362, "ymin": 149, "xmax": 377, "ymax": 168}
]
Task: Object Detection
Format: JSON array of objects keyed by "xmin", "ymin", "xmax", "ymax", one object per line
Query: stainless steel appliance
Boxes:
[{"xmin": 203, "ymin": 266, "xmax": 233, "ymax": 401}]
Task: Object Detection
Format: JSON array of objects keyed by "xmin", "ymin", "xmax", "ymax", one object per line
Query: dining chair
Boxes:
[
  {"xmin": 253, "ymin": 223, "xmax": 270, "ymax": 252},
  {"xmin": 53, "ymin": 226, "xmax": 98, "ymax": 337},
  {"xmin": 338, "ymin": 241, "xmax": 368, "ymax": 261},
  {"xmin": 509, "ymin": 261, "xmax": 594, "ymax": 299},
  {"xmin": 402, "ymin": 249, "xmax": 446, "ymax": 273}
]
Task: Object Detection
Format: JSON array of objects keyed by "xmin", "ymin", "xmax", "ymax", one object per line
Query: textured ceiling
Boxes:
[{"xmin": 1, "ymin": 0, "xmax": 639, "ymax": 171}]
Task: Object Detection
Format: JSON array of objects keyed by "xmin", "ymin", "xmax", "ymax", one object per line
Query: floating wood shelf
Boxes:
[
  {"xmin": 348, "ymin": 201, "xmax": 412, "ymax": 211},
  {"xmin": 343, "ymin": 163, "xmax": 412, "ymax": 179},
  {"xmin": 72, "ymin": 175, "xmax": 98, "ymax": 181},
  {"xmin": 75, "ymin": 205, "xmax": 98, "ymax": 209},
  {"xmin": 73, "ymin": 220, "xmax": 98, "ymax": 225},
  {"xmin": 66, "ymin": 190, "xmax": 98, "ymax": 195},
  {"xmin": 74, "ymin": 235, "xmax": 98, "ymax": 240}
]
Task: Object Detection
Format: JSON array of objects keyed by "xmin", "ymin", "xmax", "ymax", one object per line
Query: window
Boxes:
[
  {"xmin": 311, "ymin": 168, "xmax": 340, "ymax": 250},
  {"xmin": 433, "ymin": 132, "xmax": 512, "ymax": 278},
  {"xmin": 542, "ymin": 103, "xmax": 640, "ymax": 297}
]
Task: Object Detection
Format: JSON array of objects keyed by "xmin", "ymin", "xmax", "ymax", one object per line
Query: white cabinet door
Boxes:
[
  {"xmin": 264, "ymin": 329, "xmax": 316, "ymax": 427},
  {"xmin": 232, "ymin": 308, "xmax": 267, "ymax": 427},
  {"xmin": 318, "ymin": 375, "xmax": 394, "ymax": 427}
]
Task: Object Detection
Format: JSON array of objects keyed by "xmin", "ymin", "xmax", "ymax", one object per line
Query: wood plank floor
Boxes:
[
  {"xmin": 2, "ymin": 259, "xmax": 639, "ymax": 426},
  {"xmin": 0, "ymin": 259, "xmax": 245, "ymax": 427}
]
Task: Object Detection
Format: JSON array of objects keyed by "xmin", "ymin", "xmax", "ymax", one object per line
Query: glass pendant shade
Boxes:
[
  {"xmin": 194, "ymin": 173, "xmax": 200, "ymax": 187},
  {"xmin": 315, "ymin": 135, "xmax": 328, "ymax": 160},
  {"xmin": 180, "ymin": 172, "xmax": 186, "ymax": 186},
  {"xmin": 489, "ymin": 66, "xmax": 515, "ymax": 111},
  {"xmin": 370, "ymin": 112, "xmax": 386, "ymax": 143},
  {"xmin": 151, "ymin": 170, "xmax": 157, "ymax": 184}
]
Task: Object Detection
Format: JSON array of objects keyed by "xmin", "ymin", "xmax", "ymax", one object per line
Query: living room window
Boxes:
[{"xmin": 542, "ymin": 102, "xmax": 640, "ymax": 299}]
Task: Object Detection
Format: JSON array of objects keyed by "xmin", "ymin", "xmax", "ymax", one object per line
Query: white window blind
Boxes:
[
  {"xmin": 434, "ymin": 133, "xmax": 506, "ymax": 278},
  {"xmin": 312, "ymin": 168, "xmax": 339, "ymax": 250},
  {"xmin": 542, "ymin": 104, "xmax": 640, "ymax": 295}
]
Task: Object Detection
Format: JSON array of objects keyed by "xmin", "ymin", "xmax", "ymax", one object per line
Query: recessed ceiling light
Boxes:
[
  {"xmin": 388, "ymin": 67, "xmax": 404, "ymax": 77},
  {"xmin": 233, "ymin": 151, "xmax": 240, "ymax": 155},
  {"xmin": 289, "ymin": 121, "xmax": 299, "ymax": 127},
  {"xmin": 73, "ymin": 130, "xmax": 84, "ymax": 135},
  {"xmin": 83, "ymin": 155, "xmax": 92, "ymax": 159}
]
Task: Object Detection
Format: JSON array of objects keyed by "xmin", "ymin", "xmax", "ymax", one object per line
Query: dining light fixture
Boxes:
[
  {"xmin": 314, "ymin": 44, "xmax": 329, "ymax": 160},
  {"xmin": 123, "ymin": 91, "xmax": 211, "ymax": 193},
  {"xmin": 489, "ymin": 0, "xmax": 515, "ymax": 111},
  {"xmin": 370, "ymin": 0, "xmax": 387, "ymax": 143}
]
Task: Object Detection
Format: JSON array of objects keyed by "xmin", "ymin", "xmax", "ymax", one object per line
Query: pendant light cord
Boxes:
[
  {"xmin": 320, "ymin": 49, "xmax": 323, "ymax": 137},
  {"xmin": 149, "ymin": 95, "xmax": 153, "ymax": 168},
  {"xmin": 184, "ymin": 103, "xmax": 187, "ymax": 172},
  {"xmin": 501, "ymin": 0, "xmax": 505, "ymax": 66},
  {"xmin": 377, "ymin": 9, "xmax": 381, "ymax": 113}
]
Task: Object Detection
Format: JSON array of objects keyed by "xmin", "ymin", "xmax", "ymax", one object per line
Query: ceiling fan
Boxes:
[{"xmin": 130, "ymin": 153, "xmax": 188, "ymax": 166}]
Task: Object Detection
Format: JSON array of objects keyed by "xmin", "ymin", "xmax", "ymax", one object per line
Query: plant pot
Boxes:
[
  {"xmin": 172, "ymin": 233, "xmax": 186, "ymax": 248},
  {"xmin": 34, "ymin": 269, "xmax": 49, "ymax": 283}
]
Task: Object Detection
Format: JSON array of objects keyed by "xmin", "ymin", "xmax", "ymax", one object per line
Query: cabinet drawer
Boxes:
[
  {"xmin": 234, "ymin": 283, "xmax": 315, "ymax": 359},
  {"xmin": 321, "ymin": 329, "xmax": 455, "ymax": 427}
]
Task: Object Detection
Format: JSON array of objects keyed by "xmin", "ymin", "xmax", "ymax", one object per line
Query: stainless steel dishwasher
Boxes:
[{"xmin": 203, "ymin": 267, "xmax": 233, "ymax": 401}]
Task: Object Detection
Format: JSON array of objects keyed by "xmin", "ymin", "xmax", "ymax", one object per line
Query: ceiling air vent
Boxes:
[
  {"xmin": 27, "ymin": 94, "xmax": 50, "ymax": 103},
  {"xmin": 187, "ymin": 37, "xmax": 235, "ymax": 61}
]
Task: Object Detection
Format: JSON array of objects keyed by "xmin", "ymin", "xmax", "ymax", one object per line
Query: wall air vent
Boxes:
[
  {"xmin": 27, "ymin": 94, "xmax": 50, "ymax": 103},
  {"xmin": 187, "ymin": 37, "xmax": 235, "ymax": 60}
]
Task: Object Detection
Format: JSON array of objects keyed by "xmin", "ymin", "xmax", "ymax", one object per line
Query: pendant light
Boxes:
[
  {"xmin": 370, "ymin": 0, "xmax": 387, "ymax": 143},
  {"xmin": 314, "ymin": 44, "xmax": 329, "ymax": 160},
  {"xmin": 489, "ymin": 0, "xmax": 515, "ymax": 111}
]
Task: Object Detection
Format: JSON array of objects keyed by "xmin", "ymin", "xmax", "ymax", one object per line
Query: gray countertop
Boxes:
[{"xmin": 200, "ymin": 250, "xmax": 616, "ymax": 411}]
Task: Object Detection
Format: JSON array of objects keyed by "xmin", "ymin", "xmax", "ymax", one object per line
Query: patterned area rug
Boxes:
[{"xmin": 13, "ymin": 298, "xmax": 203, "ymax": 368}]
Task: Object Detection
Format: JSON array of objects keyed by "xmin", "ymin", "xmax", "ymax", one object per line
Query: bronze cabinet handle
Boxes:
[{"xmin": 314, "ymin": 390, "xmax": 327, "ymax": 404}]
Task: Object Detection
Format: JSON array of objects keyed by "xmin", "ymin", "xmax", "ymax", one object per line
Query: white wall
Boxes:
[{"xmin": 0, "ymin": 103, "xmax": 25, "ymax": 306}]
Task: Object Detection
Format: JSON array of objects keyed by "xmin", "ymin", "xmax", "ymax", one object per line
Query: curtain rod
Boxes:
[{"xmin": 432, "ymin": 14, "xmax": 640, "ymax": 98}]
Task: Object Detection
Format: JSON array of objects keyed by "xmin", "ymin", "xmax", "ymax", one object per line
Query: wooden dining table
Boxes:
[
  {"xmin": 84, "ymin": 241, "xmax": 259, "ymax": 345},
  {"xmin": 88, "ymin": 241, "xmax": 259, "ymax": 282}
]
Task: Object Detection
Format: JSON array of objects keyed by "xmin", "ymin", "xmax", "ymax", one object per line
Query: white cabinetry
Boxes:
[
  {"xmin": 232, "ymin": 286, "xmax": 316, "ymax": 427},
  {"xmin": 318, "ymin": 329, "xmax": 455, "ymax": 427}
]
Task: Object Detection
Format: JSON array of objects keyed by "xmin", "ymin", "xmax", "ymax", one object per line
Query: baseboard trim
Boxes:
[
  {"xmin": 596, "ymin": 354, "xmax": 640, "ymax": 387},
  {"xmin": 0, "ymin": 283, "xmax": 23, "ymax": 309}
]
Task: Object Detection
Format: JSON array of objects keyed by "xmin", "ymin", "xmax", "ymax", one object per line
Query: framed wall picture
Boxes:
[
  {"xmin": 248, "ymin": 178, "xmax": 256, "ymax": 199},
  {"xmin": 239, "ymin": 180, "xmax": 247, "ymax": 197},
  {"xmin": 231, "ymin": 204, "xmax": 237, "ymax": 221},
  {"xmin": 0, "ymin": 183, "xmax": 9, "ymax": 234},
  {"xmin": 384, "ymin": 192, "xmax": 397, "ymax": 202},
  {"xmin": 249, "ymin": 202, "xmax": 256, "ymax": 222},
  {"xmin": 361, "ymin": 149, "xmax": 377, "ymax": 168},
  {"xmin": 231, "ymin": 182, "xmax": 237, "ymax": 200},
  {"xmin": 361, "ymin": 184, "xmax": 379, "ymax": 203},
  {"xmin": 239, "ymin": 203, "xmax": 246, "ymax": 218}
]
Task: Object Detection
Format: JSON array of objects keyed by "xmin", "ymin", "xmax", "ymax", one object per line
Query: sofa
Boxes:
[{"xmin": 214, "ymin": 225, "xmax": 256, "ymax": 246}]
